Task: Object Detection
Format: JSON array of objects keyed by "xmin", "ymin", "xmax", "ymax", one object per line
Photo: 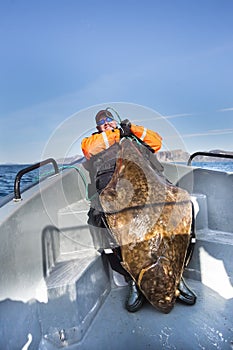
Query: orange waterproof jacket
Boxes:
[{"xmin": 81, "ymin": 124, "xmax": 162, "ymax": 160}]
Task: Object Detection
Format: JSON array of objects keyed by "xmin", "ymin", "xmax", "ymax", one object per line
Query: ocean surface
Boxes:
[
  {"xmin": 0, "ymin": 161, "xmax": 233, "ymax": 199},
  {"xmin": 0, "ymin": 163, "xmax": 56, "ymax": 198}
]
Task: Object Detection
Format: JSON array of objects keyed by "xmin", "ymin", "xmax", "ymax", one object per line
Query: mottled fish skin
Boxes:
[{"xmin": 100, "ymin": 139, "xmax": 192, "ymax": 313}]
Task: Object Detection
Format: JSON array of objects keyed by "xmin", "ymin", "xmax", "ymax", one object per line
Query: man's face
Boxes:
[{"xmin": 96, "ymin": 117, "xmax": 117, "ymax": 132}]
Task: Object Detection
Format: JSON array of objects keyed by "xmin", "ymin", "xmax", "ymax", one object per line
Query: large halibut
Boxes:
[{"xmin": 99, "ymin": 139, "xmax": 192, "ymax": 313}]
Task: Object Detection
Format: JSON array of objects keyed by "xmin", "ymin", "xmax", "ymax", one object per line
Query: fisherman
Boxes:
[{"xmin": 82, "ymin": 108, "xmax": 196, "ymax": 312}]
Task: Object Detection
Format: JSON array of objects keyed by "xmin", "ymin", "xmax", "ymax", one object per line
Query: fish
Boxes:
[{"xmin": 99, "ymin": 139, "xmax": 192, "ymax": 313}]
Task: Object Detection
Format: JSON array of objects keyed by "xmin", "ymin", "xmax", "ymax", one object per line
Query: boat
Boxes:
[{"xmin": 0, "ymin": 114, "xmax": 233, "ymax": 349}]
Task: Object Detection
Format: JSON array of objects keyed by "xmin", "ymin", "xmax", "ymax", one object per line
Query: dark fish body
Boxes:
[{"xmin": 100, "ymin": 140, "xmax": 192, "ymax": 313}]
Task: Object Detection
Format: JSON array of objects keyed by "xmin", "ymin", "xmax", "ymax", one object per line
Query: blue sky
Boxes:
[{"xmin": 1, "ymin": 0, "xmax": 233, "ymax": 163}]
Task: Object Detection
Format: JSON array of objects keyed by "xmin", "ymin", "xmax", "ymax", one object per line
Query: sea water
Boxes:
[
  {"xmin": 0, "ymin": 164, "xmax": 52, "ymax": 198},
  {"xmin": 192, "ymin": 161, "xmax": 233, "ymax": 172},
  {"xmin": 0, "ymin": 161, "xmax": 233, "ymax": 199}
]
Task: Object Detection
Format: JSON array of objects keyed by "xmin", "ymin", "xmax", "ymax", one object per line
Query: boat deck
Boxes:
[
  {"xmin": 1, "ymin": 163, "xmax": 233, "ymax": 349},
  {"xmin": 38, "ymin": 223, "xmax": 233, "ymax": 350},
  {"xmin": 72, "ymin": 279, "xmax": 233, "ymax": 350}
]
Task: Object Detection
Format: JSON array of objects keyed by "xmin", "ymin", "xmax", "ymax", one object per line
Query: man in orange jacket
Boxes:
[
  {"xmin": 82, "ymin": 110, "xmax": 162, "ymax": 160},
  {"xmin": 82, "ymin": 109, "xmax": 163, "ymax": 312},
  {"xmin": 82, "ymin": 109, "xmax": 196, "ymax": 312}
]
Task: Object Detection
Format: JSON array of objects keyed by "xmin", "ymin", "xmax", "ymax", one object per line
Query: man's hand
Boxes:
[{"xmin": 120, "ymin": 119, "xmax": 131, "ymax": 138}]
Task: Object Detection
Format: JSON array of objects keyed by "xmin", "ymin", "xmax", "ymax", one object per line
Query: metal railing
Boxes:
[
  {"xmin": 187, "ymin": 151, "xmax": 233, "ymax": 166},
  {"xmin": 14, "ymin": 158, "xmax": 59, "ymax": 201}
]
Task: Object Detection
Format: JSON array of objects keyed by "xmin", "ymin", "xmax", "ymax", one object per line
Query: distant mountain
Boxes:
[
  {"xmin": 209, "ymin": 149, "xmax": 233, "ymax": 155},
  {"xmin": 157, "ymin": 149, "xmax": 233, "ymax": 163},
  {"xmin": 157, "ymin": 149, "xmax": 190, "ymax": 162},
  {"xmin": 56, "ymin": 154, "xmax": 83, "ymax": 165}
]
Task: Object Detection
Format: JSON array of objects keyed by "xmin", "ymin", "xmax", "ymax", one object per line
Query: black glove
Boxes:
[{"xmin": 120, "ymin": 119, "xmax": 131, "ymax": 138}]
